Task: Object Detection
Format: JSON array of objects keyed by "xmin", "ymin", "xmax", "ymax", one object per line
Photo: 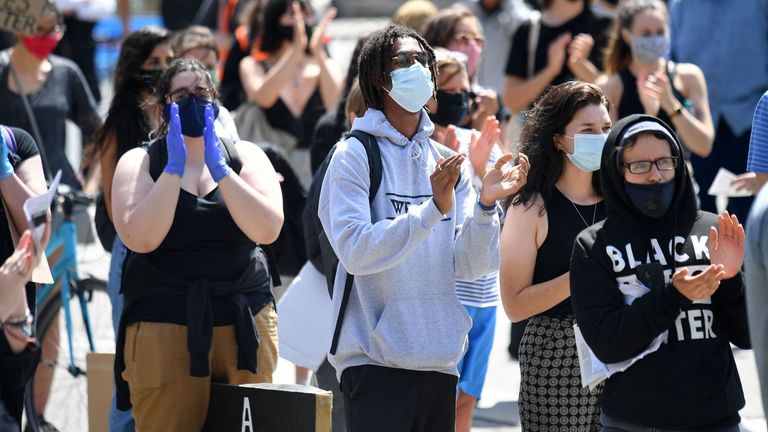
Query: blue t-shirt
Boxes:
[{"xmin": 747, "ymin": 92, "xmax": 768, "ymax": 173}]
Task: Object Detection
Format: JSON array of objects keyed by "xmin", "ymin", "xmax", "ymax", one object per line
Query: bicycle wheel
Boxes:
[{"xmin": 24, "ymin": 276, "xmax": 111, "ymax": 432}]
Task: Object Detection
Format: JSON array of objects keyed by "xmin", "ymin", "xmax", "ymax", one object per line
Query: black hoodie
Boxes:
[{"xmin": 570, "ymin": 115, "xmax": 750, "ymax": 430}]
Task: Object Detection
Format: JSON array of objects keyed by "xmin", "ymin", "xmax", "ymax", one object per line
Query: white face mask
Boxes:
[
  {"xmin": 564, "ymin": 133, "xmax": 608, "ymax": 172},
  {"xmin": 385, "ymin": 63, "xmax": 434, "ymax": 113}
]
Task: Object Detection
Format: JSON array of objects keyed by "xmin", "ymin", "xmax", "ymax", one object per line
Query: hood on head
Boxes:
[{"xmin": 600, "ymin": 114, "xmax": 698, "ymax": 223}]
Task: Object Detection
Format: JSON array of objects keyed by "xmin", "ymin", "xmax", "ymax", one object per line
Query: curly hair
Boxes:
[
  {"xmin": 358, "ymin": 25, "xmax": 438, "ymax": 111},
  {"xmin": 505, "ymin": 81, "xmax": 609, "ymax": 213}
]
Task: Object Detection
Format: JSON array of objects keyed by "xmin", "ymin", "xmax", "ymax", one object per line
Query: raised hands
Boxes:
[
  {"xmin": 0, "ymin": 230, "xmax": 36, "ymax": 321},
  {"xmin": 291, "ymin": 1, "xmax": 309, "ymax": 54},
  {"xmin": 431, "ymin": 154, "xmax": 465, "ymax": 214},
  {"xmin": 708, "ymin": 211, "xmax": 745, "ymax": 279},
  {"xmin": 637, "ymin": 71, "xmax": 673, "ymax": 117},
  {"xmin": 470, "ymin": 116, "xmax": 500, "ymax": 178},
  {"xmin": 164, "ymin": 103, "xmax": 187, "ymax": 177},
  {"xmin": 672, "ymin": 264, "xmax": 726, "ymax": 301},
  {"xmin": 203, "ymin": 105, "xmax": 231, "ymax": 182},
  {"xmin": 479, "ymin": 153, "xmax": 530, "ymax": 206},
  {"xmin": 0, "ymin": 128, "xmax": 13, "ymax": 180},
  {"xmin": 546, "ymin": 33, "xmax": 572, "ymax": 77},
  {"xmin": 309, "ymin": 7, "xmax": 336, "ymax": 59}
]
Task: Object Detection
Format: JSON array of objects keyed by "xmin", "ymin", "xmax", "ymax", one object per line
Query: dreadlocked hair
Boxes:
[{"xmin": 358, "ymin": 24, "xmax": 438, "ymax": 111}]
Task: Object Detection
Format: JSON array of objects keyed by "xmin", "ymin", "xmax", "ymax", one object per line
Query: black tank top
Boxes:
[
  {"xmin": 260, "ymin": 60, "xmax": 326, "ymax": 148},
  {"xmin": 617, "ymin": 63, "xmax": 691, "ymax": 132},
  {"xmin": 532, "ymin": 187, "xmax": 606, "ymax": 317}
]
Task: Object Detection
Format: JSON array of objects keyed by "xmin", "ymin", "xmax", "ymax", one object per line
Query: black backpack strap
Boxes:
[
  {"xmin": 329, "ymin": 130, "xmax": 381, "ymax": 355},
  {"xmin": 219, "ymin": 137, "xmax": 243, "ymax": 174}
]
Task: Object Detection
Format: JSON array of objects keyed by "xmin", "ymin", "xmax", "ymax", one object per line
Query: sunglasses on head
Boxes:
[
  {"xmin": 390, "ymin": 50, "xmax": 431, "ymax": 70},
  {"xmin": 166, "ymin": 87, "xmax": 216, "ymax": 107}
]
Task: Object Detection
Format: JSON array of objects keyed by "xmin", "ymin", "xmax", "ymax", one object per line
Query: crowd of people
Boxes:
[{"xmin": 0, "ymin": 0, "xmax": 766, "ymax": 431}]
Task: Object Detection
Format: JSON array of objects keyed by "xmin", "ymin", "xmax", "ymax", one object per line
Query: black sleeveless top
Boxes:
[
  {"xmin": 617, "ymin": 63, "xmax": 692, "ymax": 139},
  {"xmin": 260, "ymin": 60, "xmax": 326, "ymax": 148},
  {"xmin": 532, "ymin": 187, "xmax": 606, "ymax": 317},
  {"xmin": 115, "ymin": 138, "xmax": 271, "ymax": 410}
]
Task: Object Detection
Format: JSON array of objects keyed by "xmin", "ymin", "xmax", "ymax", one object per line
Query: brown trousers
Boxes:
[{"xmin": 122, "ymin": 304, "xmax": 278, "ymax": 431}]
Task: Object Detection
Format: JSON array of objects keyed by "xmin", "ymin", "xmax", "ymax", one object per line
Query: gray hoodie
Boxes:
[{"xmin": 319, "ymin": 108, "xmax": 501, "ymax": 379}]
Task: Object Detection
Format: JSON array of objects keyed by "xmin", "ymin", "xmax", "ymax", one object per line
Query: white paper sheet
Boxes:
[
  {"xmin": 22, "ymin": 170, "xmax": 61, "ymax": 255},
  {"xmin": 707, "ymin": 167, "xmax": 753, "ymax": 197},
  {"xmin": 277, "ymin": 262, "xmax": 334, "ymax": 371}
]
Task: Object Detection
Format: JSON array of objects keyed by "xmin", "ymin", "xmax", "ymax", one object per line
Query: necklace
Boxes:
[{"xmin": 569, "ymin": 197, "xmax": 597, "ymax": 229}]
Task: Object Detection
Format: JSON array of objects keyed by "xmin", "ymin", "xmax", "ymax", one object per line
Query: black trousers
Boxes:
[
  {"xmin": 340, "ymin": 365, "xmax": 458, "ymax": 432},
  {"xmin": 690, "ymin": 118, "xmax": 753, "ymax": 223}
]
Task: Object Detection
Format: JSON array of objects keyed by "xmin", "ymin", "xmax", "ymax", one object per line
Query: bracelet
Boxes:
[
  {"xmin": 667, "ymin": 102, "xmax": 684, "ymax": 119},
  {"xmin": 477, "ymin": 197, "xmax": 497, "ymax": 211},
  {"xmin": 1, "ymin": 313, "xmax": 35, "ymax": 344}
]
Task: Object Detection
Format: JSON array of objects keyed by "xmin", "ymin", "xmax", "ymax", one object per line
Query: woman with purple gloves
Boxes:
[{"xmin": 110, "ymin": 58, "xmax": 284, "ymax": 431}]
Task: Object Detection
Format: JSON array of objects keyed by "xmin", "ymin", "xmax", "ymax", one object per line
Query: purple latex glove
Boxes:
[
  {"xmin": 164, "ymin": 102, "xmax": 186, "ymax": 176},
  {"xmin": 203, "ymin": 104, "xmax": 231, "ymax": 182},
  {"xmin": 0, "ymin": 131, "xmax": 13, "ymax": 180}
]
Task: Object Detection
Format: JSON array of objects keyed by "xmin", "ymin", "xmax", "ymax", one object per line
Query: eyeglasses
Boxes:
[
  {"xmin": 166, "ymin": 87, "xmax": 216, "ymax": 107},
  {"xmin": 453, "ymin": 32, "xmax": 485, "ymax": 47},
  {"xmin": 622, "ymin": 156, "xmax": 678, "ymax": 174},
  {"xmin": 391, "ymin": 50, "xmax": 431, "ymax": 69}
]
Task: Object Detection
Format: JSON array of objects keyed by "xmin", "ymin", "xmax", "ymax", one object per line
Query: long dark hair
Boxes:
[
  {"xmin": 506, "ymin": 81, "xmax": 609, "ymax": 213},
  {"xmin": 151, "ymin": 58, "xmax": 217, "ymax": 137},
  {"xmin": 358, "ymin": 25, "xmax": 438, "ymax": 111},
  {"xmin": 333, "ymin": 36, "xmax": 369, "ymax": 126},
  {"xmin": 93, "ymin": 27, "xmax": 170, "ymax": 161},
  {"xmin": 423, "ymin": 5, "xmax": 475, "ymax": 48},
  {"xmin": 259, "ymin": 0, "xmax": 313, "ymax": 54},
  {"xmin": 603, "ymin": 0, "xmax": 668, "ymax": 75}
]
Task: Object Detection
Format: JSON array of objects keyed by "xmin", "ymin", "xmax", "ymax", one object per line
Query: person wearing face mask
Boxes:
[
  {"xmin": 0, "ymin": 5, "xmax": 101, "ymax": 190},
  {"xmin": 598, "ymin": 0, "xmax": 714, "ymax": 162},
  {"xmin": 426, "ymin": 47, "xmax": 511, "ymax": 432},
  {"xmin": 500, "ymin": 81, "xmax": 611, "ymax": 430},
  {"xmin": 319, "ymin": 25, "xmax": 529, "ymax": 431},
  {"xmin": 424, "ymin": 6, "xmax": 512, "ymax": 140},
  {"xmin": 90, "ymin": 26, "xmax": 172, "ymax": 432},
  {"xmin": 239, "ymin": 0, "xmax": 342, "ymax": 159},
  {"xmin": 171, "ymin": 25, "xmax": 241, "ymax": 142},
  {"xmin": 110, "ymin": 58, "xmax": 284, "ymax": 430},
  {"xmin": 570, "ymin": 114, "xmax": 749, "ymax": 431}
]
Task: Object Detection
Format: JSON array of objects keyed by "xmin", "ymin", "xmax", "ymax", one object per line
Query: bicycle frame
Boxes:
[{"xmin": 35, "ymin": 214, "xmax": 96, "ymax": 377}]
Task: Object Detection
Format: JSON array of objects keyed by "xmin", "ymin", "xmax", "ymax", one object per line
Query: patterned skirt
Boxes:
[{"xmin": 518, "ymin": 315, "xmax": 602, "ymax": 431}]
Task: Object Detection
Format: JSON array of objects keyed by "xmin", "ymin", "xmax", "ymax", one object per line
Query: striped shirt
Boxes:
[
  {"xmin": 454, "ymin": 128, "xmax": 502, "ymax": 307},
  {"xmin": 747, "ymin": 91, "xmax": 768, "ymax": 173}
]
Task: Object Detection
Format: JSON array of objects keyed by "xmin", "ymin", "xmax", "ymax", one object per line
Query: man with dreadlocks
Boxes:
[{"xmin": 318, "ymin": 25, "xmax": 530, "ymax": 431}]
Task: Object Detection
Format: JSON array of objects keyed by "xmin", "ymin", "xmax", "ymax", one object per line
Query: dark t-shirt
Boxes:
[
  {"xmin": 0, "ymin": 127, "xmax": 39, "ymax": 265},
  {"xmin": 0, "ymin": 53, "xmax": 101, "ymax": 188},
  {"xmin": 505, "ymin": 7, "xmax": 612, "ymax": 84},
  {"xmin": 161, "ymin": 0, "xmax": 218, "ymax": 31}
]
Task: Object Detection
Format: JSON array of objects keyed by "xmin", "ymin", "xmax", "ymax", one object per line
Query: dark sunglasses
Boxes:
[
  {"xmin": 166, "ymin": 87, "xmax": 216, "ymax": 107},
  {"xmin": 391, "ymin": 50, "xmax": 431, "ymax": 70}
]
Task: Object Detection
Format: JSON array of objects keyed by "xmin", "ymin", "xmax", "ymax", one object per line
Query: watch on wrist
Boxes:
[{"xmin": 667, "ymin": 101, "xmax": 684, "ymax": 119}]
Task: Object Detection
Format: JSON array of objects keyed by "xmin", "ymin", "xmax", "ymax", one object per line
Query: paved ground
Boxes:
[{"xmin": 44, "ymin": 15, "xmax": 767, "ymax": 432}]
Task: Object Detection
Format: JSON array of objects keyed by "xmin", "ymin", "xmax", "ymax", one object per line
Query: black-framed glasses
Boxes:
[
  {"xmin": 391, "ymin": 50, "xmax": 431, "ymax": 69},
  {"xmin": 166, "ymin": 87, "xmax": 216, "ymax": 107},
  {"xmin": 622, "ymin": 156, "xmax": 678, "ymax": 174}
]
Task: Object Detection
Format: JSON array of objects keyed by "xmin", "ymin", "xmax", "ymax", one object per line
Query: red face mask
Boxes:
[{"xmin": 21, "ymin": 33, "xmax": 62, "ymax": 60}]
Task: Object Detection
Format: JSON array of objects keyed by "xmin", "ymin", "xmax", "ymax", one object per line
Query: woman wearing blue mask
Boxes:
[
  {"xmin": 597, "ymin": 0, "xmax": 714, "ymax": 160},
  {"xmin": 500, "ymin": 81, "xmax": 611, "ymax": 431},
  {"xmin": 109, "ymin": 58, "xmax": 284, "ymax": 431}
]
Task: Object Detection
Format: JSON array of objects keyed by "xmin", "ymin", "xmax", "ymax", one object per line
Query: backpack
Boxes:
[{"xmin": 303, "ymin": 130, "xmax": 458, "ymax": 355}]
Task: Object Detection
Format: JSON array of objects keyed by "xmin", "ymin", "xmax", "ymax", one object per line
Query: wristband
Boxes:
[{"xmin": 477, "ymin": 197, "xmax": 497, "ymax": 211}]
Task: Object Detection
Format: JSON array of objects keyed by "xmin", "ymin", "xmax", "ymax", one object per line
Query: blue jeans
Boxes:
[{"xmin": 107, "ymin": 237, "xmax": 135, "ymax": 432}]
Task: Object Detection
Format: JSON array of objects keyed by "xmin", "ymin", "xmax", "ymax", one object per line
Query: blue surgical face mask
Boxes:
[
  {"xmin": 385, "ymin": 62, "xmax": 434, "ymax": 113},
  {"xmin": 564, "ymin": 133, "xmax": 607, "ymax": 172},
  {"xmin": 162, "ymin": 96, "xmax": 220, "ymax": 137},
  {"xmin": 624, "ymin": 180, "xmax": 675, "ymax": 218},
  {"xmin": 631, "ymin": 34, "xmax": 669, "ymax": 64}
]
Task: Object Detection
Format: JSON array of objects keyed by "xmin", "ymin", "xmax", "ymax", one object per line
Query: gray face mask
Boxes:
[{"xmin": 631, "ymin": 34, "xmax": 669, "ymax": 63}]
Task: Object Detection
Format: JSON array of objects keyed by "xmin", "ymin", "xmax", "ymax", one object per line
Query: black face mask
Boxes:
[
  {"xmin": 277, "ymin": 24, "xmax": 314, "ymax": 43},
  {"xmin": 431, "ymin": 91, "xmax": 470, "ymax": 127},
  {"xmin": 134, "ymin": 69, "xmax": 163, "ymax": 94},
  {"xmin": 625, "ymin": 180, "xmax": 675, "ymax": 219}
]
